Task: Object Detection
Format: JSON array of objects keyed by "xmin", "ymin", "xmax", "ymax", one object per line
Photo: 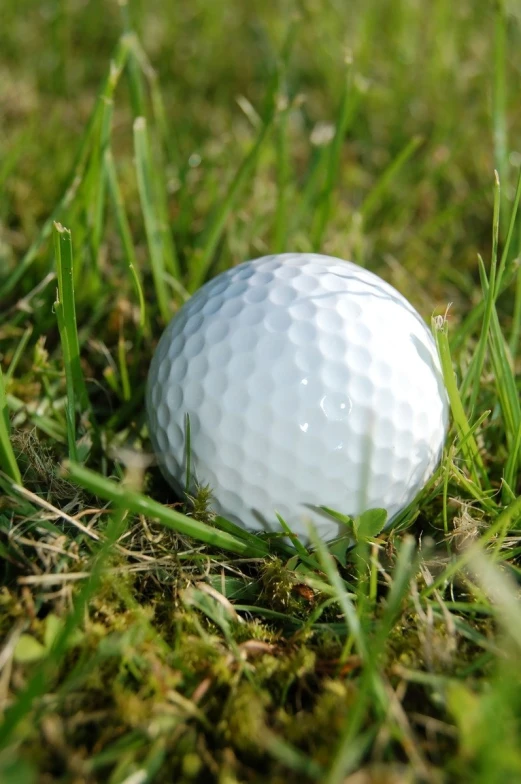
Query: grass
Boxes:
[{"xmin": 1, "ymin": 0, "xmax": 521, "ymax": 781}]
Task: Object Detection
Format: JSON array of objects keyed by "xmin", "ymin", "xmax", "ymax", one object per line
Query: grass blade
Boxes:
[
  {"xmin": 461, "ymin": 173, "xmax": 500, "ymax": 409},
  {"xmin": 133, "ymin": 116, "xmax": 171, "ymax": 323},
  {"xmin": 273, "ymin": 23, "xmax": 298, "ymax": 253},
  {"xmin": 311, "ymin": 57, "xmax": 354, "ymax": 251},
  {"xmin": 448, "ymin": 168, "xmax": 520, "ymax": 354},
  {"xmin": 4, "ymin": 325, "xmax": 32, "ymax": 383},
  {"xmin": 309, "ymin": 526, "xmax": 375, "ymax": 678},
  {"xmin": 493, "ymin": 0, "xmax": 508, "ymax": 233},
  {"xmin": 360, "ymin": 135, "xmax": 423, "ymax": 223},
  {"xmin": 89, "ymin": 95, "xmax": 113, "ymax": 266},
  {"xmin": 53, "ymin": 223, "xmax": 90, "ymax": 460},
  {"xmin": 54, "ymin": 225, "xmax": 88, "ymax": 411},
  {"xmin": 64, "ymin": 460, "xmax": 269, "ymax": 557},
  {"xmin": 432, "ymin": 315, "xmax": 486, "ymax": 487},
  {"xmin": 468, "ymin": 550, "xmax": 521, "ymax": 651},
  {"xmin": 184, "ymin": 412, "xmax": 191, "ymax": 493},
  {"xmin": 510, "ymin": 256, "xmax": 521, "ymax": 357},
  {"xmin": 105, "ymin": 149, "xmax": 147, "ymax": 330},
  {"xmin": 273, "ymin": 98, "xmax": 292, "ymax": 253},
  {"xmin": 421, "ymin": 493, "xmax": 521, "ymax": 600},
  {"xmin": 373, "ymin": 536, "xmax": 418, "ymax": 650},
  {"xmin": 0, "ymin": 366, "xmax": 22, "ymax": 484},
  {"xmin": 495, "ymin": 166, "xmax": 521, "ymax": 295},
  {"xmin": 125, "ymin": 32, "xmax": 180, "ymax": 282},
  {"xmin": 488, "ymin": 305, "xmax": 520, "ymax": 447},
  {"xmin": 127, "ymin": 32, "xmax": 181, "ymax": 171},
  {"xmin": 188, "ymin": 117, "xmax": 274, "ymax": 292}
]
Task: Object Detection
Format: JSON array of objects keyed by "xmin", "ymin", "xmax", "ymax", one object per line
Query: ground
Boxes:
[{"xmin": 1, "ymin": 1, "xmax": 521, "ymax": 782}]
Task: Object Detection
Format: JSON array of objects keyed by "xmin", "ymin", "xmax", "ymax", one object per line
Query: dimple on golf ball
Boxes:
[{"xmin": 147, "ymin": 253, "xmax": 449, "ymax": 541}]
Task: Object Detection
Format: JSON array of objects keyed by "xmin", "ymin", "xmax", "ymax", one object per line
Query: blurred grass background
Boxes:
[{"xmin": 3, "ymin": 0, "xmax": 520, "ymax": 306}]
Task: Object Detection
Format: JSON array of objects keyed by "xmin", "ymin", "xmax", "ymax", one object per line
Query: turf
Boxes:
[{"xmin": 1, "ymin": 1, "xmax": 521, "ymax": 781}]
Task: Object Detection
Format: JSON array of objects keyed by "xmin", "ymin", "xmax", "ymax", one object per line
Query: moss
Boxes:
[
  {"xmin": 218, "ymin": 683, "xmax": 271, "ymax": 753},
  {"xmin": 276, "ymin": 679, "xmax": 356, "ymax": 761}
]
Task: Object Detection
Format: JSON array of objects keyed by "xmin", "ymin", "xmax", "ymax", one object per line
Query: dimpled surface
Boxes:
[{"xmin": 147, "ymin": 253, "xmax": 449, "ymax": 541}]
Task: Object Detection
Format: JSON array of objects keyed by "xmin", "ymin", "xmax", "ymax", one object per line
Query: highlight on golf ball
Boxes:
[{"xmin": 146, "ymin": 253, "xmax": 449, "ymax": 541}]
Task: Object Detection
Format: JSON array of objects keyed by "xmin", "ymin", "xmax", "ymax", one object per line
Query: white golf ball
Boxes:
[{"xmin": 147, "ymin": 253, "xmax": 448, "ymax": 541}]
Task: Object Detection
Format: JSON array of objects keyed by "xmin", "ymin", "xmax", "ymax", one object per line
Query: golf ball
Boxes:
[{"xmin": 147, "ymin": 253, "xmax": 448, "ymax": 541}]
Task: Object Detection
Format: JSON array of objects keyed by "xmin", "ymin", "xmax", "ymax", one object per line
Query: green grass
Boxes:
[{"xmin": 1, "ymin": 0, "xmax": 521, "ymax": 781}]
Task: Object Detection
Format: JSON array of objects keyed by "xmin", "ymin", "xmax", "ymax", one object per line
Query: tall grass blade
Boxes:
[
  {"xmin": 5, "ymin": 326, "xmax": 32, "ymax": 383},
  {"xmin": 125, "ymin": 33, "xmax": 180, "ymax": 281},
  {"xmin": 53, "ymin": 223, "xmax": 89, "ymax": 460},
  {"xmin": 89, "ymin": 95, "xmax": 113, "ymax": 266},
  {"xmin": 495, "ymin": 166, "xmax": 521, "ymax": 295},
  {"xmin": 0, "ymin": 366, "xmax": 22, "ymax": 484},
  {"xmin": 54, "ymin": 224, "xmax": 89, "ymax": 412},
  {"xmin": 488, "ymin": 305, "xmax": 520, "ymax": 449},
  {"xmin": 120, "ymin": 4, "xmax": 147, "ymax": 116},
  {"xmin": 510, "ymin": 257, "xmax": 521, "ymax": 357},
  {"xmin": 312, "ymin": 58, "xmax": 354, "ymax": 250},
  {"xmin": 432, "ymin": 315, "xmax": 486, "ymax": 487},
  {"xmin": 188, "ymin": 117, "xmax": 275, "ymax": 292},
  {"xmin": 105, "ymin": 150, "xmax": 147, "ymax": 330},
  {"xmin": 127, "ymin": 33, "xmax": 180, "ymax": 168},
  {"xmin": 493, "ymin": 0, "xmax": 508, "ymax": 233},
  {"xmin": 461, "ymin": 173, "xmax": 500, "ymax": 411},
  {"xmin": 133, "ymin": 117, "xmax": 171, "ymax": 323},
  {"xmin": 273, "ymin": 22, "xmax": 298, "ymax": 253},
  {"xmin": 449, "ymin": 169, "xmax": 521, "ymax": 355},
  {"xmin": 273, "ymin": 99, "xmax": 292, "ymax": 253}
]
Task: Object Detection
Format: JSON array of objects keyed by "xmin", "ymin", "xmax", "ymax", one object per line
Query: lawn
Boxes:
[{"xmin": 1, "ymin": 1, "xmax": 521, "ymax": 781}]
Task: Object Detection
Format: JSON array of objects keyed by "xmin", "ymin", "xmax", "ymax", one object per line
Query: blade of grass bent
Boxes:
[{"xmin": 64, "ymin": 461, "xmax": 269, "ymax": 557}]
